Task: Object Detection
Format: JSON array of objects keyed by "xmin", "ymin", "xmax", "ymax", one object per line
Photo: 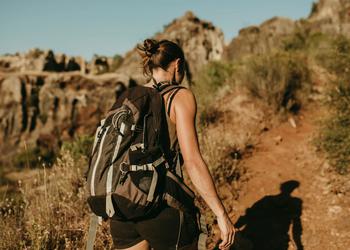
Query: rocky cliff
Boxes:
[
  {"xmin": 0, "ymin": 49, "xmax": 87, "ymax": 74},
  {"xmin": 308, "ymin": 0, "xmax": 350, "ymax": 35},
  {"xmin": 1, "ymin": 0, "xmax": 349, "ymax": 161},
  {"xmin": 0, "ymin": 11, "xmax": 224, "ymax": 159},
  {"xmin": 116, "ymin": 11, "xmax": 225, "ymax": 85},
  {"xmin": 224, "ymin": 0, "xmax": 350, "ymax": 61},
  {"xmin": 223, "ymin": 17, "xmax": 296, "ymax": 60},
  {"xmin": 0, "ymin": 72, "xmax": 131, "ymax": 158}
]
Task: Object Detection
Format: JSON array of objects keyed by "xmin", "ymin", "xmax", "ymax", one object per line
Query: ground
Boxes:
[{"xmin": 210, "ymin": 107, "xmax": 350, "ymax": 250}]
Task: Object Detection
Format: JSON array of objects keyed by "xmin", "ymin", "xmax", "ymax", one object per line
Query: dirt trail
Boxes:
[{"xmin": 216, "ymin": 108, "xmax": 350, "ymax": 250}]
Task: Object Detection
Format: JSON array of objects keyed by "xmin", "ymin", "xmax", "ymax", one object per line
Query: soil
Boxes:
[{"xmin": 210, "ymin": 107, "xmax": 350, "ymax": 250}]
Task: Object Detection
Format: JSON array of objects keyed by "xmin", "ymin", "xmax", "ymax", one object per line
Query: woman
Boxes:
[{"xmin": 110, "ymin": 39, "xmax": 235, "ymax": 250}]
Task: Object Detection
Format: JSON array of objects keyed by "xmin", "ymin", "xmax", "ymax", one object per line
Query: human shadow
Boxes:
[{"xmin": 233, "ymin": 180, "xmax": 304, "ymax": 250}]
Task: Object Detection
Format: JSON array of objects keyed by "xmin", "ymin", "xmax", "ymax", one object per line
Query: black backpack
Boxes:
[{"xmin": 85, "ymin": 82, "xmax": 197, "ymax": 221}]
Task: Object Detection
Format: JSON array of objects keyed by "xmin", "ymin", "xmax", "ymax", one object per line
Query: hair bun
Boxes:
[{"xmin": 143, "ymin": 39, "xmax": 159, "ymax": 56}]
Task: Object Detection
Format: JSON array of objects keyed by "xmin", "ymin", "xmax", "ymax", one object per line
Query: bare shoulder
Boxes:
[{"xmin": 174, "ymin": 87, "xmax": 197, "ymax": 107}]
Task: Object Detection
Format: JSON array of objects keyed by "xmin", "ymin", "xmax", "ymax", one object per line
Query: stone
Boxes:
[{"xmin": 274, "ymin": 135, "xmax": 283, "ymax": 145}]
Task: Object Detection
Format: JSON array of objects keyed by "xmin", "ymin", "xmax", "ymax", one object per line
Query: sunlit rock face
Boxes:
[
  {"xmin": 0, "ymin": 73, "xmax": 129, "ymax": 155},
  {"xmin": 116, "ymin": 11, "xmax": 225, "ymax": 85},
  {"xmin": 308, "ymin": 0, "xmax": 350, "ymax": 36},
  {"xmin": 223, "ymin": 17, "xmax": 296, "ymax": 61}
]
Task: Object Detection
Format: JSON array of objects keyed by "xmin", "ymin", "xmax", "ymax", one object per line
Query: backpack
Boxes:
[
  {"xmin": 85, "ymin": 82, "xmax": 197, "ymax": 220},
  {"xmin": 84, "ymin": 82, "xmax": 208, "ymax": 250}
]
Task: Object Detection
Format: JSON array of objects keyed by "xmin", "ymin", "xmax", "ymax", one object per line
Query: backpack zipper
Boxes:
[
  {"xmin": 90, "ymin": 125, "xmax": 110, "ymax": 196},
  {"xmin": 142, "ymin": 113, "xmax": 151, "ymax": 152},
  {"xmin": 105, "ymin": 122, "xmax": 126, "ymax": 217}
]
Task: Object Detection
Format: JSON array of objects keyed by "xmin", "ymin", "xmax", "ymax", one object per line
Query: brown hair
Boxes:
[{"xmin": 137, "ymin": 39, "xmax": 186, "ymax": 79}]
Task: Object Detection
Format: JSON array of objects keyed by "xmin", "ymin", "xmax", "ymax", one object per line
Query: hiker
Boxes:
[{"xmin": 109, "ymin": 39, "xmax": 235, "ymax": 249}]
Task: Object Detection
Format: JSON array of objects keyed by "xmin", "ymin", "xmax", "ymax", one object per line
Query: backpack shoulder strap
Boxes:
[
  {"xmin": 159, "ymin": 84, "xmax": 182, "ymax": 96},
  {"xmin": 165, "ymin": 86, "xmax": 186, "ymax": 117}
]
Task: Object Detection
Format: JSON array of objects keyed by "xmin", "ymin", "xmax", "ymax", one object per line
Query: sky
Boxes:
[{"xmin": 0, "ymin": 0, "xmax": 315, "ymax": 60}]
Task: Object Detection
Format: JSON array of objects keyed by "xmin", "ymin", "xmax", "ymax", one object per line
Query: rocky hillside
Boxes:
[
  {"xmin": 224, "ymin": 0, "xmax": 350, "ymax": 61},
  {"xmin": 0, "ymin": 0, "xmax": 348, "ymax": 160},
  {"xmin": 0, "ymin": 73, "xmax": 130, "ymax": 158},
  {"xmin": 308, "ymin": 0, "xmax": 350, "ymax": 35},
  {"xmin": 223, "ymin": 17, "xmax": 296, "ymax": 60},
  {"xmin": 0, "ymin": 11, "xmax": 225, "ymax": 161},
  {"xmin": 116, "ymin": 11, "xmax": 224, "ymax": 85},
  {"xmin": 0, "ymin": 49, "xmax": 87, "ymax": 73}
]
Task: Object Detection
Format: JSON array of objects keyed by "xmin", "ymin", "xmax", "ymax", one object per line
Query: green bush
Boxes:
[
  {"xmin": 192, "ymin": 61, "xmax": 236, "ymax": 123},
  {"xmin": 243, "ymin": 52, "xmax": 311, "ymax": 113},
  {"xmin": 283, "ymin": 29, "xmax": 333, "ymax": 57},
  {"xmin": 283, "ymin": 29, "xmax": 308, "ymax": 51},
  {"xmin": 317, "ymin": 83, "xmax": 350, "ymax": 174},
  {"xmin": 315, "ymin": 36, "xmax": 350, "ymax": 174},
  {"xmin": 61, "ymin": 135, "xmax": 94, "ymax": 160},
  {"xmin": 318, "ymin": 35, "xmax": 350, "ymax": 80}
]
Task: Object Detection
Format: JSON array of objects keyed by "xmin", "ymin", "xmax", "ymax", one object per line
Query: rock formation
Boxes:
[
  {"xmin": 308, "ymin": 0, "xmax": 350, "ymax": 36},
  {"xmin": 0, "ymin": 11, "xmax": 225, "ymax": 159},
  {"xmin": 224, "ymin": 0, "xmax": 350, "ymax": 61},
  {"xmin": 1, "ymin": 0, "xmax": 349, "ymax": 159},
  {"xmin": 0, "ymin": 72, "xmax": 130, "ymax": 157},
  {"xmin": 0, "ymin": 49, "xmax": 86, "ymax": 74},
  {"xmin": 223, "ymin": 17, "xmax": 296, "ymax": 60},
  {"xmin": 116, "ymin": 11, "xmax": 225, "ymax": 85}
]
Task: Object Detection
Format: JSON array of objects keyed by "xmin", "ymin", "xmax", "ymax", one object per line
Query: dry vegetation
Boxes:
[
  {"xmin": 1, "ymin": 29, "xmax": 350, "ymax": 249},
  {"xmin": 314, "ymin": 35, "xmax": 350, "ymax": 174},
  {"xmin": 0, "ymin": 143, "xmax": 113, "ymax": 249}
]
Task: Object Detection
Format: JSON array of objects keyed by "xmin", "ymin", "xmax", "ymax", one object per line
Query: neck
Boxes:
[{"xmin": 152, "ymin": 69, "xmax": 174, "ymax": 84}]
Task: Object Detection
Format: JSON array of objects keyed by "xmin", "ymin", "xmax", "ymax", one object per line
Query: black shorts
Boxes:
[{"xmin": 110, "ymin": 205, "xmax": 200, "ymax": 249}]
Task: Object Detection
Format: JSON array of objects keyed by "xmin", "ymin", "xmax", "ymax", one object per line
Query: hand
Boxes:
[{"xmin": 217, "ymin": 213, "xmax": 236, "ymax": 249}]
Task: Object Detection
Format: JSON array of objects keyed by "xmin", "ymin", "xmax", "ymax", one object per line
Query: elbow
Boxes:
[{"xmin": 183, "ymin": 154, "xmax": 205, "ymax": 172}]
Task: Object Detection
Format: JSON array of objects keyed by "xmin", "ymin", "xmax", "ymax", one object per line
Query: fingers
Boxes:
[
  {"xmin": 219, "ymin": 231, "xmax": 229, "ymax": 249},
  {"xmin": 219, "ymin": 228, "xmax": 236, "ymax": 249}
]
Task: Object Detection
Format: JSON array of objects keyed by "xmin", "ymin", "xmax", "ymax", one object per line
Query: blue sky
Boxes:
[{"xmin": 0, "ymin": 0, "xmax": 315, "ymax": 60}]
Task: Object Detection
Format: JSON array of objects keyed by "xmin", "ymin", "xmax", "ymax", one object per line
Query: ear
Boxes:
[{"xmin": 175, "ymin": 58, "xmax": 182, "ymax": 72}]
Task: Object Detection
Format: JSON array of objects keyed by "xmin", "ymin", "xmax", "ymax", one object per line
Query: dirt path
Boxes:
[{"xmin": 213, "ymin": 109, "xmax": 350, "ymax": 250}]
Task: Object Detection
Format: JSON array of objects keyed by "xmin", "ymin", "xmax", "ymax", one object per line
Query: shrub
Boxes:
[
  {"xmin": 192, "ymin": 61, "xmax": 239, "ymax": 129},
  {"xmin": 283, "ymin": 29, "xmax": 308, "ymax": 51},
  {"xmin": 316, "ymin": 83, "xmax": 350, "ymax": 174},
  {"xmin": 318, "ymin": 35, "xmax": 350, "ymax": 81},
  {"xmin": 192, "ymin": 61, "xmax": 236, "ymax": 115},
  {"xmin": 243, "ymin": 52, "xmax": 311, "ymax": 113},
  {"xmin": 315, "ymin": 36, "xmax": 350, "ymax": 174},
  {"xmin": 61, "ymin": 135, "xmax": 94, "ymax": 160},
  {"xmin": 283, "ymin": 28, "xmax": 333, "ymax": 57}
]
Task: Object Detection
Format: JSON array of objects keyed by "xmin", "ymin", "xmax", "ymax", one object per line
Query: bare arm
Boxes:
[{"xmin": 172, "ymin": 88, "xmax": 235, "ymax": 249}]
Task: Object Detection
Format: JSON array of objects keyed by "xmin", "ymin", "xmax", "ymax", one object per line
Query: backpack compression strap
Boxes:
[
  {"xmin": 86, "ymin": 214, "xmax": 101, "ymax": 250},
  {"xmin": 197, "ymin": 211, "xmax": 209, "ymax": 250}
]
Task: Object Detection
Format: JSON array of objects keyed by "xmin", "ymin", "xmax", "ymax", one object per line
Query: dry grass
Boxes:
[{"xmin": 0, "ymin": 148, "xmax": 113, "ymax": 249}]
